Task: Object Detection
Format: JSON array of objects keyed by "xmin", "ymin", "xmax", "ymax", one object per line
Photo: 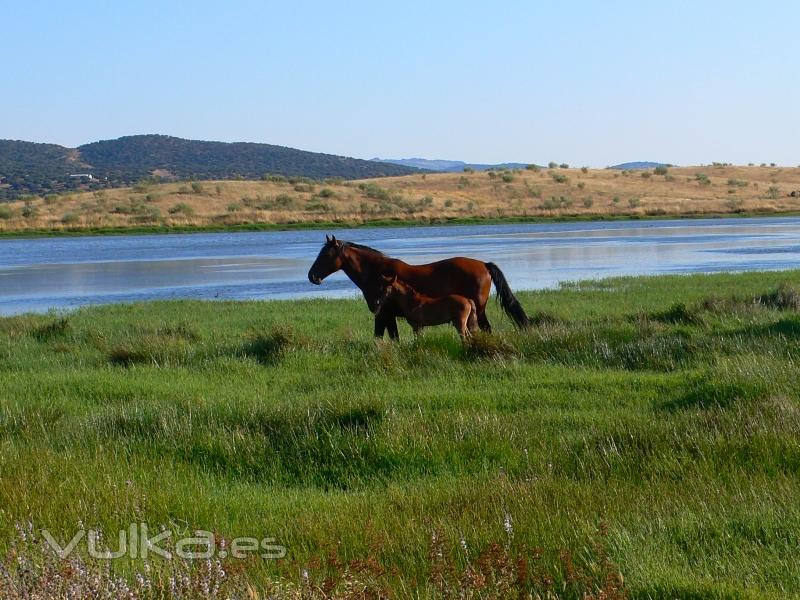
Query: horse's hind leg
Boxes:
[{"xmin": 477, "ymin": 305, "xmax": 492, "ymax": 332}]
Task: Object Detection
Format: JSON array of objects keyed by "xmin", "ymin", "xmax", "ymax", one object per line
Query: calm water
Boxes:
[{"xmin": 1, "ymin": 217, "xmax": 799, "ymax": 315}]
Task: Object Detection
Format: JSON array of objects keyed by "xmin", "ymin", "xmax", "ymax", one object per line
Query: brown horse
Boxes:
[
  {"xmin": 307, "ymin": 235, "xmax": 529, "ymax": 339},
  {"xmin": 375, "ymin": 274, "xmax": 478, "ymax": 338}
]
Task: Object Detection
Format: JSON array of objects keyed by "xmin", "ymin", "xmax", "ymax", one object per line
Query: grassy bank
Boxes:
[
  {"xmin": 2, "ymin": 270, "xmax": 800, "ymax": 597},
  {"xmin": 1, "ymin": 164, "xmax": 799, "ymax": 237},
  {"xmin": 2, "ymin": 209, "xmax": 800, "ymax": 240}
]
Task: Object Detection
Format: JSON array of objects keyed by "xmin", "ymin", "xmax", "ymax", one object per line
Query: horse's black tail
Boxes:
[{"xmin": 485, "ymin": 262, "xmax": 530, "ymax": 328}]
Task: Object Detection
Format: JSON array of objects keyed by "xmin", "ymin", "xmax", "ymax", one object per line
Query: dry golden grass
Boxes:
[{"xmin": 2, "ymin": 165, "xmax": 800, "ymax": 233}]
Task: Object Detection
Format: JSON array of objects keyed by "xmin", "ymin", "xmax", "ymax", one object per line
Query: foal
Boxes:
[{"xmin": 375, "ymin": 275, "xmax": 478, "ymax": 338}]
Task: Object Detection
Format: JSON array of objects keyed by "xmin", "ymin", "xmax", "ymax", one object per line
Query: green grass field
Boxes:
[{"xmin": 2, "ymin": 270, "xmax": 800, "ymax": 598}]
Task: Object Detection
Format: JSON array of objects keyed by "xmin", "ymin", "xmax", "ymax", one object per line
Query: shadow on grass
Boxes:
[
  {"xmin": 660, "ymin": 377, "xmax": 764, "ymax": 412},
  {"xmin": 735, "ymin": 317, "xmax": 800, "ymax": 339},
  {"xmin": 240, "ymin": 327, "xmax": 296, "ymax": 365}
]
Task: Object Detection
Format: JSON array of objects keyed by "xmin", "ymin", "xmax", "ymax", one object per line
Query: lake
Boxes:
[{"xmin": 1, "ymin": 216, "xmax": 799, "ymax": 315}]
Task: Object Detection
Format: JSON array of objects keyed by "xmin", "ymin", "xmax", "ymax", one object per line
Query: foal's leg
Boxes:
[
  {"xmin": 374, "ymin": 311, "xmax": 400, "ymax": 340},
  {"xmin": 458, "ymin": 318, "xmax": 470, "ymax": 338},
  {"xmin": 467, "ymin": 302, "xmax": 479, "ymax": 333}
]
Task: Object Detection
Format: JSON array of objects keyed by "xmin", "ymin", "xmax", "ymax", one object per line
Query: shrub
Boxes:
[
  {"xmin": 583, "ymin": 197, "xmax": 594, "ymax": 208},
  {"xmin": 548, "ymin": 161, "xmax": 558, "ymax": 169},
  {"xmin": 695, "ymin": 173, "xmax": 711, "ymax": 186},
  {"xmin": 628, "ymin": 197, "xmax": 641, "ymax": 208},
  {"xmin": 274, "ymin": 193, "xmax": 296, "ymax": 208},
  {"xmin": 487, "ymin": 171, "xmax": 497, "ymax": 179},
  {"xmin": 21, "ymin": 202, "xmax": 38, "ymax": 218},
  {"xmin": 501, "ymin": 173, "xmax": 514, "ymax": 183},
  {"xmin": 640, "ymin": 172, "xmax": 651, "ymax": 179},
  {"xmin": 61, "ymin": 212, "xmax": 80, "ymax": 224},
  {"xmin": 612, "ymin": 196, "xmax": 621, "ymax": 204},
  {"xmin": 577, "ymin": 181, "xmax": 585, "ymax": 190},
  {"xmin": 581, "ymin": 166, "xmax": 589, "ymax": 174},
  {"xmin": 727, "ymin": 178, "xmax": 748, "ymax": 187},
  {"xmin": 293, "ymin": 183, "xmax": 314, "ymax": 193},
  {"xmin": 168, "ymin": 202, "xmax": 194, "ymax": 216},
  {"xmin": 317, "ymin": 188, "xmax": 336, "ymax": 198},
  {"xmin": 190, "ymin": 182, "xmax": 204, "ymax": 194},
  {"xmin": 766, "ymin": 185, "xmax": 781, "ymax": 199},
  {"xmin": 525, "ymin": 164, "xmax": 540, "ymax": 172},
  {"xmin": 725, "ymin": 198, "xmax": 744, "ymax": 211},
  {"xmin": 262, "ymin": 173, "xmax": 287, "ymax": 183},
  {"xmin": 541, "ymin": 196, "xmax": 573, "ymax": 209},
  {"xmin": 0, "ymin": 205, "xmax": 14, "ymax": 219},
  {"xmin": 360, "ymin": 183, "xmax": 392, "ymax": 200},
  {"xmin": 133, "ymin": 206, "xmax": 161, "ymax": 222},
  {"xmin": 305, "ymin": 200, "xmax": 333, "ymax": 213},
  {"xmin": 525, "ymin": 183, "xmax": 541, "ymax": 198},
  {"xmin": 226, "ymin": 203, "xmax": 241, "ymax": 212},
  {"xmin": 551, "ymin": 173, "xmax": 569, "ymax": 184},
  {"xmin": 463, "ymin": 166, "xmax": 475, "ymax": 173},
  {"xmin": 654, "ymin": 166, "xmax": 668, "ymax": 175},
  {"xmin": 444, "ymin": 199, "xmax": 454, "ymax": 207},
  {"xmin": 757, "ymin": 284, "xmax": 800, "ymax": 310},
  {"xmin": 559, "ymin": 163, "xmax": 569, "ymax": 169}
]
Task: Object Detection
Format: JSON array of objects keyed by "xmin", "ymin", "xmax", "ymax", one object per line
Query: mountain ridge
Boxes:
[
  {"xmin": 373, "ymin": 157, "xmax": 529, "ymax": 172},
  {"xmin": 0, "ymin": 135, "xmax": 419, "ymax": 199}
]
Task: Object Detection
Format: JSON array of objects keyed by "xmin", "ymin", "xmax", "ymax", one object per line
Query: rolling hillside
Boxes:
[
  {"xmin": 1, "ymin": 164, "xmax": 799, "ymax": 234},
  {"xmin": 0, "ymin": 135, "xmax": 419, "ymax": 199}
]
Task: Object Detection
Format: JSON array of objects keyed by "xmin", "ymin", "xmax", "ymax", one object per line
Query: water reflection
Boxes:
[{"xmin": 1, "ymin": 216, "xmax": 799, "ymax": 315}]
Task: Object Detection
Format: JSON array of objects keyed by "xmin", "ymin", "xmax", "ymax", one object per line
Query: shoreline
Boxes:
[{"xmin": 1, "ymin": 209, "xmax": 799, "ymax": 239}]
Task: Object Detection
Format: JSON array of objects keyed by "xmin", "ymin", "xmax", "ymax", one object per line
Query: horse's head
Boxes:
[{"xmin": 308, "ymin": 235, "xmax": 344, "ymax": 285}]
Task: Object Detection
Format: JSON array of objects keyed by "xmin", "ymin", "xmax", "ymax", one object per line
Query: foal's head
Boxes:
[{"xmin": 374, "ymin": 274, "xmax": 414, "ymax": 314}]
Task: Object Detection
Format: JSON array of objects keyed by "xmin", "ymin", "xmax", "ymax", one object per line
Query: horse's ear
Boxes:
[
  {"xmin": 325, "ymin": 234, "xmax": 331, "ymax": 242},
  {"xmin": 331, "ymin": 235, "xmax": 338, "ymax": 244}
]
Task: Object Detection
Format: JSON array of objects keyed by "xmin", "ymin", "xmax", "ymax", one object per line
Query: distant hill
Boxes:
[
  {"xmin": 374, "ymin": 157, "xmax": 529, "ymax": 172},
  {"xmin": 0, "ymin": 135, "xmax": 419, "ymax": 199},
  {"xmin": 608, "ymin": 161, "xmax": 670, "ymax": 171}
]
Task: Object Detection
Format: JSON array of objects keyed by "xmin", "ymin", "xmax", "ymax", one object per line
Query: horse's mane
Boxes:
[{"xmin": 343, "ymin": 241, "xmax": 384, "ymax": 256}]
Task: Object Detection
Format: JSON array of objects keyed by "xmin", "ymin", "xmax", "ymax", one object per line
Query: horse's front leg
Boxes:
[
  {"xmin": 374, "ymin": 313, "xmax": 388, "ymax": 338},
  {"xmin": 386, "ymin": 315, "xmax": 400, "ymax": 340}
]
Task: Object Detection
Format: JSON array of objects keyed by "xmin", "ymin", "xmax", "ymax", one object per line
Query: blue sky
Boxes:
[{"xmin": 2, "ymin": 1, "xmax": 798, "ymax": 166}]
